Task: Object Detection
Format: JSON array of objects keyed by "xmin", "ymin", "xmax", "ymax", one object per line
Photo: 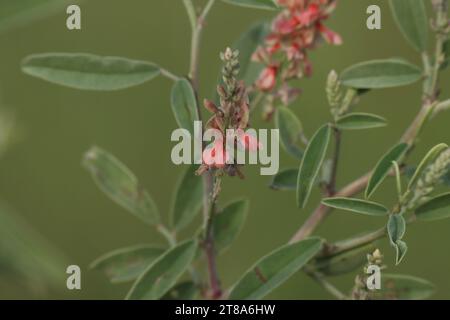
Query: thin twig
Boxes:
[
  {"xmin": 308, "ymin": 270, "xmax": 348, "ymax": 300},
  {"xmin": 184, "ymin": 0, "xmax": 222, "ymax": 299}
]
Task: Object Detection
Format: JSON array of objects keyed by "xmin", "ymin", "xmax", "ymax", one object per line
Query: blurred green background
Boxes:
[{"xmin": 0, "ymin": 0, "xmax": 449, "ymax": 299}]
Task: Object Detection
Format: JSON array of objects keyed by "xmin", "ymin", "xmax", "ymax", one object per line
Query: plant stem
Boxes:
[
  {"xmin": 184, "ymin": 0, "xmax": 222, "ymax": 299},
  {"xmin": 156, "ymin": 224, "xmax": 177, "ymax": 247},
  {"xmin": 160, "ymin": 67, "xmax": 180, "ymax": 82},
  {"xmin": 189, "ymin": 0, "xmax": 216, "ymax": 92},
  {"xmin": 308, "ymin": 270, "xmax": 348, "ymax": 300}
]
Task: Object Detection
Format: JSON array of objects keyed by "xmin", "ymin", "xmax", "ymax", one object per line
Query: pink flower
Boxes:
[
  {"xmin": 256, "ymin": 66, "xmax": 277, "ymax": 92},
  {"xmin": 317, "ymin": 22, "xmax": 342, "ymax": 45},
  {"xmin": 237, "ymin": 131, "xmax": 262, "ymax": 151},
  {"xmin": 202, "ymin": 139, "xmax": 229, "ymax": 168},
  {"xmin": 253, "ymin": 0, "xmax": 341, "ymax": 104}
]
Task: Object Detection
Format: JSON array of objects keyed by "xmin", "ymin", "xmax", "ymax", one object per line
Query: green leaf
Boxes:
[
  {"xmin": 369, "ymin": 274, "xmax": 435, "ymax": 300},
  {"xmin": 269, "ymin": 168, "xmax": 298, "ymax": 191},
  {"xmin": 0, "ymin": 200, "xmax": 67, "ymax": 290},
  {"xmin": 221, "ymin": 0, "xmax": 279, "ymax": 10},
  {"xmin": 389, "ymin": 0, "xmax": 428, "ymax": 52},
  {"xmin": 387, "ymin": 214, "xmax": 406, "ymax": 245},
  {"xmin": 341, "ymin": 59, "xmax": 422, "ymax": 89},
  {"xmin": 441, "ymin": 40, "xmax": 450, "ymax": 70},
  {"xmin": 170, "ymin": 165, "xmax": 203, "ymax": 230},
  {"xmin": 214, "ymin": 199, "xmax": 249, "ymax": 254},
  {"xmin": 297, "ymin": 125, "xmax": 331, "ymax": 208},
  {"xmin": 162, "ymin": 281, "xmax": 198, "ymax": 300},
  {"xmin": 395, "ymin": 240, "xmax": 408, "ymax": 265},
  {"xmin": 365, "ymin": 143, "xmax": 409, "ymax": 198},
  {"xmin": 0, "ymin": 0, "xmax": 76, "ymax": 34},
  {"xmin": 21, "ymin": 53, "xmax": 160, "ymax": 91},
  {"xmin": 83, "ymin": 146, "xmax": 159, "ymax": 225},
  {"xmin": 126, "ymin": 240, "xmax": 197, "ymax": 300},
  {"xmin": 229, "ymin": 238, "xmax": 323, "ymax": 300},
  {"xmin": 170, "ymin": 79, "xmax": 200, "ymax": 135},
  {"xmin": 408, "ymin": 143, "xmax": 448, "ymax": 190},
  {"xmin": 234, "ymin": 22, "xmax": 270, "ymax": 85},
  {"xmin": 322, "ymin": 197, "xmax": 389, "ymax": 216},
  {"xmin": 90, "ymin": 245, "xmax": 165, "ymax": 283},
  {"xmin": 392, "ymin": 161, "xmax": 403, "ymax": 198},
  {"xmin": 276, "ymin": 106, "xmax": 304, "ymax": 159},
  {"xmin": 336, "ymin": 113, "xmax": 387, "ymax": 130},
  {"xmin": 416, "ymin": 192, "xmax": 450, "ymax": 221},
  {"xmin": 314, "ymin": 244, "xmax": 375, "ymax": 277}
]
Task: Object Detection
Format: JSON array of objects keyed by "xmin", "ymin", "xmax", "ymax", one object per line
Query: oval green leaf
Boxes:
[
  {"xmin": 322, "ymin": 197, "xmax": 389, "ymax": 216},
  {"xmin": 336, "ymin": 113, "xmax": 387, "ymax": 130},
  {"xmin": 408, "ymin": 143, "xmax": 448, "ymax": 190},
  {"xmin": 229, "ymin": 238, "xmax": 323, "ymax": 300},
  {"xmin": 276, "ymin": 106, "xmax": 304, "ymax": 159},
  {"xmin": 21, "ymin": 53, "xmax": 160, "ymax": 91},
  {"xmin": 341, "ymin": 59, "xmax": 422, "ymax": 89},
  {"xmin": 365, "ymin": 143, "xmax": 409, "ymax": 199},
  {"xmin": 170, "ymin": 165, "xmax": 203, "ymax": 231},
  {"xmin": 170, "ymin": 79, "xmax": 200, "ymax": 134},
  {"xmin": 221, "ymin": 0, "xmax": 279, "ymax": 10},
  {"xmin": 314, "ymin": 243, "xmax": 375, "ymax": 277},
  {"xmin": 90, "ymin": 245, "xmax": 165, "ymax": 283},
  {"xmin": 269, "ymin": 168, "xmax": 298, "ymax": 191},
  {"xmin": 389, "ymin": 0, "xmax": 428, "ymax": 52},
  {"xmin": 416, "ymin": 192, "xmax": 450, "ymax": 221},
  {"xmin": 83, "ymin": 146, "xmax": 159, "ymax": 225},
  {"xmin": 297, "ymin": 125, "xmax": 331, "ymax": 208},
  {"xmin": 395, "ymin": 240, "xmax": 408, "ymax": 265},
  {"xmin": 126, "ymin": 240, "xmax": 197, "ymax": 300},
  {"xmin": 387, "ymin": 214, "xmax": 406, "ymax": 245},
  {"xmin": 369, "ymin": 274, "xmax": 435, "ymax": 300},
  {"xmin": 213, "ymin": 199, "xmax": 249, "ymax": 253}
]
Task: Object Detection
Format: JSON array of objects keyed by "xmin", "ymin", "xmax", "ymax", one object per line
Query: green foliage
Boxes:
[
  {"xmin": 213, "ymin": 199, "xmax": 249, "ymax": 253},
  {"xmin": 408, "ymin": 143, "xmax": 448, "ymax": 191},
  {"xmin": 389, "ymin": 0, "xmax": 428, "ymax": 52},
  {"xmin": 233, "ymin": 22, "xmax": 270, "ymax": 86},
  {"xmin": 341, "ymin": 59, "xmax": 422, "ymax": 89},
  {"xmin": 162, "ymin": 282, "xmax": 198, "ymax": 300},
  {"xmin": 170, "ymin": 79, "xmax": 199, "ymax": 135},
  {"xmin": 90, "ymin": 245, "xmax": 165, "ymax": 283},
  {"xmin": 126, "ymin": 240, "xmax": 197, "ymax": 300},
  {"xmin": 387, "ymin": 214, "xmax": 407, "ymax": 265},
  {"xmin": 276, "ymin": 106, "xmax": 304, "ymax": 159},
  {"xmin": 0, "ymin": 0, "xmax": 75, "ymax": 33},
  {"xmin": 0, "ymin": 201, "xmax": 67, "ymax": 292},
  {"xmin": 314, "ymin": 244, "xmax": 375, "ymax": 277},
  {"xmin": 322, "ymin": 197, "xmax": 389, "ymax": 216},
  {"xmin": 83, "ymin": 146, "xmax": 160, "ymax": 225},
  {"xmin": 336, "ymin": 113, "xmax": 387, "ymax": 130},
  {"xmin": 170, "ymin": 165, "xmax": 203, "ymax": 231},
  {"xmin": 365, "ymin": 143, "xmax": 409, "ymax": 199},
  {"xmin": 369, "ymin": 274, "xmax": 435, "ymax": 300},
  {"xmin": 269, "ymin": 168, "xmax": 298, "ymax": 191},
  {"xmin": 297, "ymin": 125, "xmax": 331, "ymax": 208},
  {"xmin": 21, "ymin": 53, "xmax": 160, "ymax": 91},
  {"xmin": 221, "ymin": 0, "xmax": 279, "ymax": 10},
  {"xmin": 416, "ymin": 192, "xmax": 450, "ymax": 221},
  {"xmin": 229, "ymin": 238, "xmax": 323, "ymax": 299}
]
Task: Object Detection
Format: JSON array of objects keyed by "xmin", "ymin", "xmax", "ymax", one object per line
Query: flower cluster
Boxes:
[
  {"xmin": 409, "ymin": 148, "xmax": 450, "ymax": 208},
  {"xmin": 252, "ymin": 0, "xmax": 342, "ymax": 119},
  {"xmin": 197, "ymin": 48, "xmax": 260, "ymax": 177}
]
